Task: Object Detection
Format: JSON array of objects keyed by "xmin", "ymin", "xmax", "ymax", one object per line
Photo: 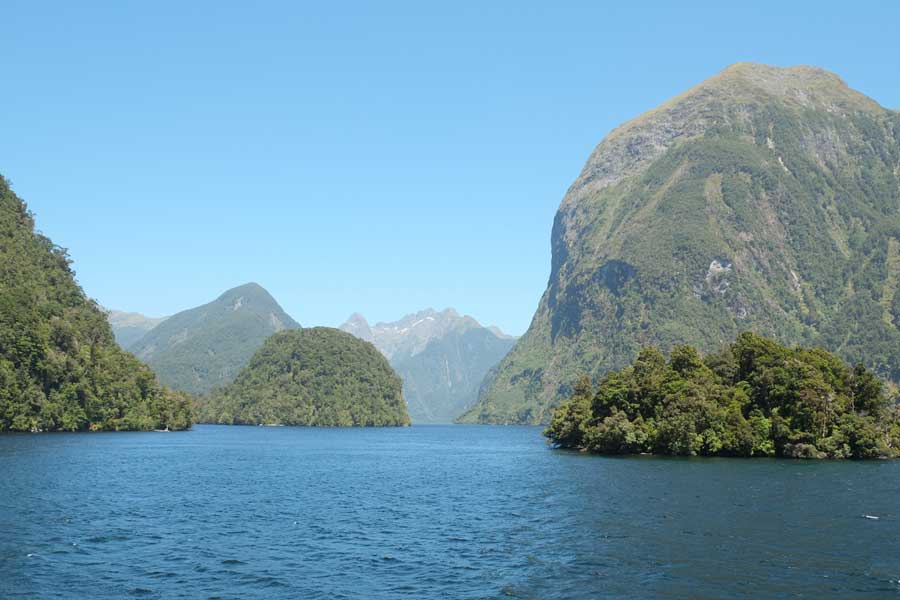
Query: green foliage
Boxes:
[
  {"xmin": 0, "ymin": 176, "xmax": 192, "ymax": 432},
  {"xmin": 545, "ymin": 333, "xmax": 899, "ymax": 459},
  {"xmin": 198, "ymin": 328, "xmax": 410, "ymax": 427}
]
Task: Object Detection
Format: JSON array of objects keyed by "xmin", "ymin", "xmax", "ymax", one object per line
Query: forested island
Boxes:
[
  {"xmin": 546, "ymin": 333, "xmax": 899, "ymax": 459},
  {"xmin": 0, "ymin": 176, "xmax": 192, "ymax": 432},
  {"xmin": 197, "ymin": 327, "xmax": 410, "ymax": 427}
]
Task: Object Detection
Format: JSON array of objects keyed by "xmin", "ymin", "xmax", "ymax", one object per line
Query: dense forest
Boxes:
[
  {"xmin": 546, "ymin": 333, "xmax": 900, "ymax": 459},
  {"xmin": 198, "ymin": 328, "xmax": 410, "ymax": 427},
  {"xmin": 0, "ymin": 176, "xmax": 192, "ymax": 431}
]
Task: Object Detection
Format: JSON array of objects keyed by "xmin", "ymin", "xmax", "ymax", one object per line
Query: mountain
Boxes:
[
  {"xmin": 106, "ymin": 309, "xmax": 167, "ymax": 348},
  {"xmin": 0, "ymin": 175, "xmax": 191, "ymax": 431},
  {"xmin": 340, "ymin": 309, "xmax": 516, "ymax": 423},
  {"xmin": 464, "ymin": 63, "xmax": 900, "ymax": 424},
  {"xmin": 197, "ymin": 328, "xmax": 410, "ymax": 427},
  {"xmin": 128, "ymin": 283, "xmax": 300, "ymax": 395}
]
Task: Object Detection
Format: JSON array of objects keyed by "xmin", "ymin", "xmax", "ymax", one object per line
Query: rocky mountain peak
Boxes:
[{"xmin": 565, "ymin": 63, "xmax": 885, "ymax": 210}]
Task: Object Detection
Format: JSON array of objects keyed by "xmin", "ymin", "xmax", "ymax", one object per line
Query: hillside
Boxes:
[
  {"xmin": 106, "ymin": 309, "xmax": 167, "ymax": 348},
  {"xmin": 0, "ymin": 175, "xmax": 191, "ymax": 431},
  {"xmin": 340, "ymin": 309, "xmax": 516, "ymax": 423},
  {"xmin": 128, "ymin": 283, "xmax": 300, "ymax": 395},
  {"xmin": 197, "ymin": 328, "xmax": 410, "ymax": 426},
  {"xmin": 465, "ymin": 63, "xmax": 900, "ymax": 424}
]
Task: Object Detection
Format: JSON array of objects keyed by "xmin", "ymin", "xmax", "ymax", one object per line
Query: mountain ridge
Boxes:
[
  {"xmin": 340, "ymin": 309, "xmax": 516, "ymax": 423},
  {"xmin": 106, "ymin": 309, "xmax": 168, "ymax": 348},
  {"xmin": 128, "ymin": 282, "xmax": 300, "ymax": 395}
]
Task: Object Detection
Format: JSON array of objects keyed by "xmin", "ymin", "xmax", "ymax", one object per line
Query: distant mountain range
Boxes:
[
  {"xmin": 106, "ymin": 309, "xmax": 168, "ymax": 348},
  {"xmin": 340, "ymin": 309, "xmax": 516, "ymax": 423},
  {"xmin": 121, "ymin": 283, "xmax": 300, "ymax": 395},
  {"xmin": 464, "ymin": 63, "xmax": 900, "ymax": 424}
]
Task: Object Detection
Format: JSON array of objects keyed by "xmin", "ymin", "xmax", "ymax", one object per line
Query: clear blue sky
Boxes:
[{"xmin": 3, "ymin": 1, "xmax": 899, "ymax": 335}]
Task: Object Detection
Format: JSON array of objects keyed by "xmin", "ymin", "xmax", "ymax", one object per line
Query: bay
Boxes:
[{"xmin": 1, "ymin": 425, "xmax": 898, "ymax": 598}]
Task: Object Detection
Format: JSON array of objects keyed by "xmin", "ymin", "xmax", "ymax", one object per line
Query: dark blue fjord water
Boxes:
[{"xmin": 1, "ymin": 425, "xmax": 899, "ymax": 599}]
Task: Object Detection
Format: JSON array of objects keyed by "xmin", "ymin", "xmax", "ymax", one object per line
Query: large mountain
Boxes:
[
  {"xmin": 340, "ymin": 309, "xmax": 516, "ymax": 423},
  {"xmin": 106, "ymin": 309, "xmax": 167, "ymax": 348},
  {"xmin": 0, "ymin": 175, "xmax": 191, "ymax": 431},
  {"xmin": 128, "ymin": 283, "xmax": 300, "ymax": 395},
  {"xmin": 463, "ymin": 63, "xmax": 900, "ymax": 424},
  {"xmin": 197, "ymin": 328, "xmax": 410, "ymax": 427}
]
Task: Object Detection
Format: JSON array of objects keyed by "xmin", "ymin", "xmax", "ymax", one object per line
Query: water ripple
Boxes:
[{"xmin": 1, "ymin": 425, "xmax": 899, "ymax": 599}]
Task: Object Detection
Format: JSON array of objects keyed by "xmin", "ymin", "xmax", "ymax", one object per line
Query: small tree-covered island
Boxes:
[
  {"xmin": 0, "ymin": 176, "xmax": 192, "ymax": 432},
  {"xmin": 546, "ymin": 333, "xmax": 900, "ymax": 459},
  {"xmin": 198, "ymin": 328, "xmax": 411, "ymax": 427}
]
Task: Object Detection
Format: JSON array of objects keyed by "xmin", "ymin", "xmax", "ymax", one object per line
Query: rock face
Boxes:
[
  {"xmin": 464, "ymin": 63, "xmax": 900, "ymax": 424},
  {"xmin": 128, "ymin": 283, "xmax": 300, "ymax": 395},
  {"xmin": 198, "ymin": 328, "xmax": 410, "ymax": 427},
  {"xmin": 106, "ymin": 309, "xmax": 168, "ymax": 348},
  {"xmin": 340, "ymin": 309, "xmax": 516, "ymax": 423}
]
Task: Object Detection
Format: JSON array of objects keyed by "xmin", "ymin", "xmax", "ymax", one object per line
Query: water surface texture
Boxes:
[{"xmin": 1, "ymin": 425, "xmax": 899, "ymax": 599}]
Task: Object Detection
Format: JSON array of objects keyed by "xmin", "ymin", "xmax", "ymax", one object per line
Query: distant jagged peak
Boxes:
[
  {"xmin": 341, "ymin": 312, "xmax": 374, "ymax": 342},
  {"xmin": 340, "ymin": 307, "xmax": 513, "ymax": 360},
  {"xmin": 346, "ymin": 312, "xmax": 370, "ymax": 326}
]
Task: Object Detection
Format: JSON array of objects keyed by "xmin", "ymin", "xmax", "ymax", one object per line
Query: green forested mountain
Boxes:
[
  {"xmin": 106, "ymin": 309, "xmax": 167, "ymax": 348},
  {"xmin": 340, "ymin": 309, "xmax": 516, "ymax": 423},
  {"xmin": 128, "ymin": 283, "xmax": 300, "ymax": 395},
  {"xmin": 198, "ymin": 328, "xmax": 410, "ymax": 427},
  {"xmin": 546, "ymin": 333, "xmax": 900, "ymax": 459},
  {"xmin": 0, "ymin": 176, "xmax": 192, "ymax": 431},
  {"xmin": 465, "ymin": 63, "xmax": 900, "ymax": 424}
]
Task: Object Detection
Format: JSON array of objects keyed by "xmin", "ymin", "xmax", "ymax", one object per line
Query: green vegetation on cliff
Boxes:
[
  {"xmin": 546, "ymin": 333, "xmax": 899, "ymax": 459},
  {"xmin": 0, "ymin": 176, "xmax": 192, "ymax": 431},
  {"xmin": 198, "ymin": 328, "xmax": 410, "ymax": 426},
  {"xmin": 469, "ymin": 63, "xmax": 900, "ymax": 424}
]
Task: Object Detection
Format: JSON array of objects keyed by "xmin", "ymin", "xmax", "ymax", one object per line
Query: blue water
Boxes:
[{"xmin": 1, "ymin": 425, "xmax": 899, "ymax": 599}]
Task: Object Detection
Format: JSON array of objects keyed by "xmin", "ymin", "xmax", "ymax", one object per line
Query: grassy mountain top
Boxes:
[{"xmin": 569, "ymin": 63, "xmax": 889, "ymax": 208}]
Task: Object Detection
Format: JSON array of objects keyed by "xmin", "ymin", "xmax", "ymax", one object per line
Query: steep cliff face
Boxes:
[{"xmin": 464, "ymin": 63, "xmax": 900, "ymax": 424}]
